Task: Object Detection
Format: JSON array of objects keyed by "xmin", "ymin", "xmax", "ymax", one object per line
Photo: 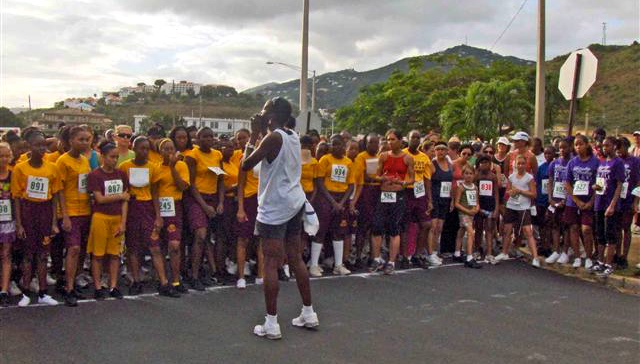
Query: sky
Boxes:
[{"xmin": 1, "ymin": 0, "xmax": 638, "ymax": 109}]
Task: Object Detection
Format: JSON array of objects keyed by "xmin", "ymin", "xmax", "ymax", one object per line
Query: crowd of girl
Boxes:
[{"xmin": 0, "ymin": 123, "xmax": 638, "ymax": 307}]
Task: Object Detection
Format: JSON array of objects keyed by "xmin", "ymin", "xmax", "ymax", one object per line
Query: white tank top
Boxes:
[
  {"xmin": 506, "ymin": 172, "xmax": 534, "ymax": 211},
  {"xmin": 257, "ymin": 128, "xmax": 306, "ymax": 225}
]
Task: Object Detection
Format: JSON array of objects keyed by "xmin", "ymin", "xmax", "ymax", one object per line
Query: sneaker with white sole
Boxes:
[
  {"xmin": 236, "ymin": 278, "xmax": 246, "ymax": 289},
  {"xmin": 255, "ymin": 278, "xmax": 264, "ymax": 285},
  {"xmin": 18, "ymin": 293, "xmax": 31, "ymax": 307},
  {"xmin": 283, "ymin": 264, "xmax": 291, "ymax": 279},
  {"xmin": 292, "ymin": 312, "xmax": 319, "ymax": 328},
  {"xmin": 427, "ymin": 254, "xmax": 442, "ymax": 266},
  {"xmin": 38, "ymin": 294, "xmax": 59, "ymax": 306},
  {"xmin": 584, "ymin": 258, "xmax": 594, "ymax": 270},
  {"xmin": 253, "ymin": 320, "xmax": 282, "ymax": 340},
  {"xmin": 485, "ymin": 255, "xmax": 498, "ymax": 265},
  {"xmin": 494, "ymin": 253, "xmax": 510, "ymax": 262},
  {"xmin": 531, "ymin": 258, "xmax": 541, "ymax": 268},
  {"xmin": 557, "ymin": 252, "xmax": 570, "ymax": 264},
  {"xmin": 9, "ymin": 281, "xmax": 22, "ymax": 296},
  {"xmin": 309, "ymin": 265, "xmax": 323, "ymax": 277},
  {"xmin": 572, "ymin": 258, "xmax": 582, "ymax": 268},
  {"xmin": 596, "ymin": 264, "xmax": 614, "ymax": 277},
  {"xmin": 333, "ymin": 265, "xmax": 351, "ymax": 276},
  {"xmin": 545, "ymin": 252, "xmax": 560, "ymax": 264}
]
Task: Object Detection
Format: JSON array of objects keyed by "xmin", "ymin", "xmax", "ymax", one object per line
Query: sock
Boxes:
[
  {"xmin": 332, "ymin": 240, "xmax": 344, "ymax": 267},
  {"xmin": 310, "ymin": 242, "xmax": 323, "ymax": 267},
  {"xmin": 375, "ymin": 257, "xmax": 383, "ymax": 263},
  {"xmin": 266, "ymin": 314, "xmax": 278, "ymax": 326},
  {"xmin": 389, "ymin": 261, "xmax": 395, "ymax": 267},
  {"xmin": 302, "ymin": 305, "xmax": 314, "ymax": 315},
  {"xmin": 466, "ymin": 255, "xmax": 473, "ymax": 262},
  {"xmin": 454, "ymin": 250, "xmax": 461, "ymax": 257}
]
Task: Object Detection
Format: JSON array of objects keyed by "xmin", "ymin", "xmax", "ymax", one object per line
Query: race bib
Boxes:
[
  {"xmin": 595, "ymin": 177, "xmax": 606, "ymax": 195},
  {"xmin": 159, "ymin": 197, "xmax": 176, "ymax": 217},
  {"xmin": 104, "ymin": 180, "xmax": 123, "ymax": 196},
  {"xmin": 466, "ymin": 189, "xmax": 477, "ymax": 206},
  {"xmin": 620, "ymin": 182, "xmax": 629, "ymax": 199},
  {"xmin": 381, "ymin": 191, "xmax": 396, "ymax": 203},
  {"xmin": 365, "ymin": 158, "xmax": 378, "ymax": 176},
  {"xmin": 129, "ymin": 168, "xmax": 149, "ymax": 188},
  {"xmin": 331, "ymin": 165, "xmax": 347, "ymax": 183},
  {"xmin": 530, "ymin": 206, "xmax": 537, "ymax": 216},
  {"xmin": 547, "ymin": 205, "xmax": 556, "ymax": 213},
  {"xmin": 0, "ymin": 199, "xmax": 12, "ymax": 222},
  {"xmin": 573, "ymin": 180, "xmax": 589, "ymax": 196},
  {"xmin": 553, "ymin": 182, "xmax": 566, "ymax": 199},
  {"xmin": 511, "ymin": 194, "xmax": 521, "ymax": 205},
  {"xmin": 541, "ymin": 179, "xmax": 549, "ymax": 195},
  {"xmin": 479, "ymin": 180, "xmax": 493, "ymax": 197},
  {"xmin": 26, "ymin": 176, "xmax": 48, "ymax": 200},
  {"xmin": 208, "ymin": 166, "xmax": 227, "ymax": 176},
  {"xmin": 632, "ymin": 186, "xmax": 640, "ymax": 198},
  {"xmin": 439, "ymin": 181, "xmax": 452, "ymax": 198},
  {"xmin": 414, "ymin": 181, "xmax": 425, "ymax": 198},
  {"xmin": 78, "ymin": 173, "xmax": 88, "ymax": 194}
]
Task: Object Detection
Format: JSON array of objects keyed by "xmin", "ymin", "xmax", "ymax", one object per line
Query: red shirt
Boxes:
[{"xmin": 87, "ymin": 168, "xmax": 129, "ymax": 216}]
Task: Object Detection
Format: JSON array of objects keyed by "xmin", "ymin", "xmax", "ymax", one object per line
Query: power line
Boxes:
[{"xmin": 490, "ymin": 0, "xmax": 529, "ymax": 51}]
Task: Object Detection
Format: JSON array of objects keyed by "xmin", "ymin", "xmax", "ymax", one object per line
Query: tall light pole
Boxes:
[
  {"xmin": 266, "ymin": 61, "xmax": 317, "ymax": 111},
  {"xmin": 300, "ymin": 0, "xmax": 310, "ymax": 113},
  {"xmin": 533, "ymin": 0, "xmax": 546, "ymax": 139}
]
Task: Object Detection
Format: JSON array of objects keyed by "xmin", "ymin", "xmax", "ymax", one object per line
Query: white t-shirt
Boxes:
[{"xmin": 506, "ymin": 172, "xmax": 534, "ymax": 211}]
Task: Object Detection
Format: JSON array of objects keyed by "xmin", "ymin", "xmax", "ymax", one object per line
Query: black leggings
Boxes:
[{"xmin": 594, "ymin": 210, "xmax": 619, "ymax": 246}]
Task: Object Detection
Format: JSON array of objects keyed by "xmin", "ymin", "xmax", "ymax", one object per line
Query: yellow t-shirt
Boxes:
[
  {"xmin": 118, "ymin": 160, "xmax": 160, "ymax": 201},
  {"xmin": 11, "ymin": 160, "xmax": 61, "ymax": 202},
  {"xmin": 46, "ymin": 151, "xmax": 62, "ymax": 163},
  {"xmin": 155, "ymin": 161, "xmax": 190, "ymax": 201},
  {"xmin": 403, "ymin": 148, "xmax": 433, "ymax": 188},
  {"xmin": 56, "ymin": 153, "xmax": 91, "ymax": 216},
  {"xmin": 354, "ymin": 151, "xmax": 380, "ymax": 186},
  {"xmin": 317, "ymin": 154, "xmax": 355, "ymax": 193},
  {"xmin": 301, "ymin": 158, "xmax": 318, "ymax": 193},
  {"xmin": 188, "ymin": 146, "xmax": 223, "ymax": 195},
  {"xmin": 222, "ymin": 159, "xmax": 239, "ymax": 197},
  {"xmin": 148, "ymin": 150, "xmax": 163, "ymax": 166},
  {"xmin": 235, "ymin": 151, "xmax": 259, "ymax": 198},
  {"xmin": 231, "ymin": 149, "xmax": 243, "ymax": 166}
]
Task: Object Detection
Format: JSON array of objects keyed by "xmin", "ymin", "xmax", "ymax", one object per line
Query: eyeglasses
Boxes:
[
  {"xmin": 117, "ymin": 133, "xmax": 132, "ymax": 139},
  {"xmin": 484, "ymin": 150, "xmax": 494, "ymax": 154}
]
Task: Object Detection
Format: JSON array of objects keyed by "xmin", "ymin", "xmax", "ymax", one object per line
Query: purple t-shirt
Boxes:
[
  {"xmin": 594, "ymin": 157, "xmax": 625, "ymax": 211},
  {"xmin": 620, "ymin": 156, "xmax": 640, "ymax": 208},
  {"xmin": 548, "ymin": 157, "xmax": 569, "ymax": 202},
  {"xmin": 566, "ymin": 155, "xmax": 599, "ymax": 207}
]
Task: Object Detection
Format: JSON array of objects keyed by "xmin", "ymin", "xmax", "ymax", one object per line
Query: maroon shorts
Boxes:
[
  {"xmin": 563, "ymin": 205, "xmax": 594, "ymax": 227},
  {"xmin": 185, "ymin": 193, "xmax": 218, "ymax": 232},
  {"xmin": 316, "ymin": 192, "xmax": 350, "ymax": 239},
  {"xmin": 18, "ymin": 200, "xmax": 53, "ymax": 255},
  {"xmin": 216, "ymin": 196, "xmax": 238, "ymax": 242},
  {"xmin": 125, "ymin": 200, "xmax": 160, "ymax": 253},
  {"xmin": 404, "ymin": 191, "xmax": 429, "ymax": 224},
  {"xmin": 356, "ymin": 184, "xmax": 379, "ymax": 234},
  {"xmin": 545, "ymin": 205, "xmax": 565, "ymax": 229},
  {"xmin": 235, "ymin": 195, "xmax": 258, "ymax": 240},
  {"xmin": 64, "ymin": 215, "xmax": 90, "ymax": 249},
  {"xmin": 161, "ymin": 202, "xmax": 183, "ymax": 242}
]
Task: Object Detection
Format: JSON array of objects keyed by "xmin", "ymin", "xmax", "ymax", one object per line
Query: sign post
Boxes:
[{"xmin": 558, "ymin": 48, "xmax": 598, "ymax": 136}]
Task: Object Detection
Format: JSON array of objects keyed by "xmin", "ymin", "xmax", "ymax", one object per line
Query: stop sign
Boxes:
[{"xmin": 558, "ymin": 48, "xmax": 598, "ymax": 100}]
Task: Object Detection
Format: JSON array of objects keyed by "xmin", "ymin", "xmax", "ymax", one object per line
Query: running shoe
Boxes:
[
  {"xmin": 94, "ymin": 288, "xmax": 108, "ymax": 300},
  {"xmin": 110, "ymin": 287, "xmax": 124, "ymax": 299},
  {"xmin": 494, "ymin": 253, "xmax": 510, "ymax": 262},
  {"xmin": 557, "ymin": 252, "xmax": 570, "ymax": 264},
  {"xmin": 453, "ymin": 254, "xmax": 465, "ymax": 263},
  {"xmin": 38, "ymin": 293, "xmax": 59, "ymax": 306},
  {"xmin": 383, "ymin": 263, "xmax": 395, "ymax": 275},
  {"xmin": 618, "ymin": 258, "xmax": 628, "ymax": 270},
  {"xmin": 174, "ymin": 283, "xmax": 189, "ymax": 294},
  {"xmin": 129, "ymin": 281, "xmax": 144, "ymax": 295},
  {"xmin": 427, "ymin": 254, "xmax": 442, "ymax": 266},
  {"xmin": 254, "ymin": 319, "xmax": 282, "ymax": 340},
  {"xmin": 158, "ymin": 284, "xmax": 181, "ymax": 298},
  {"xmin": 333, "ymin": 265, "xmax": 351, "ymax": 276},
  {"xmin": 398, "ymin": 257, "xmax": 411, "ymax": 270},
  {"xmin": 369, "ymin": 260, "xmax": 385, "ymax": 273},
  {"xmin": 572, "ymin": 258, "xmax": 582, "ymax": 268},
  {"xmin": 226, "ymin": 258, "xmax": 238, "ymax": 275},
  {"xmin": 485, "ymin": 255, "xmax": 498, "ymax": 265},
  {"xmin": 410, "ymin": 255, "xmax": 423, "ymax": 267},
  {"xmin": 255, "ymin": 278, "xmax": 264, "ymax": 285},
  {"xmin": 308, "ymin": 265, "xmax": 323, "ymax": 278},
  {"xmin": 531, "ymin": 258, "xmax": 541, "ymax": 268},
  {"xmin": 9, "ymin": 281, "xmax": 22, "ymax": 296},
  {"xmin": 72, "ymin": 289, "xmax": 87, "ymax": 300},
  {"xmin": 545, "ymin": 252, "xmax": 560, "ymax": 264},
  {"xmin": 283, "ymin": 264, "xmax": 291, "ymax": 279},
  {"xmin": 0, "ymin": 292, "xmax": 9, "ymax": 307},
  {"xmin": 584, "ymin": 258, "xmax": 594, "ymax": 270},
  {"xmin": 18, "ymin": 293, "xmax": 31, "ymax": 307},
  {"xmin": 589, "ymin": 262, "xmax": 605, "ymax": 274},
  {"xmin": 292, "ymin": 311, "xmax": 320, "ymax": 329},
  {"xmin": 464, "ymin": 259, "xmax": 482, "ymax": 269},
  {"xmin": 236, "ymin": 278, "xmax": 247, "ymax": 289},
  {"xmin": 190, "ymin": 278, "xmax": 205, "ymax": 292},
  {"xmin": 64, "ymin": 291, "xmax": 78, "ymax": 307},
  {"xmin": 278, "ymin": 268, "xmax": 290, "ymax": 281},
  {"xmin": 596, "ymin": 264, "xmax": 614, "ymax": 277}
]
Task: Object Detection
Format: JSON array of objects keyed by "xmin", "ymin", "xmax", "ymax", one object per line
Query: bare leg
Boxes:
[
  {"xmin": 150, "ymin": 246, "xmax": 168, "ymax": 286},
  {"xmin": 388, "ymin": 235, "xmax": 400, "ymax": 263},
  {"xmin": 522, "ymin": 225, "xmax": 538, "ymax": 259},
  {"xmin": 237, "ymin": 237, "xmax": 248, "ymax": 280},
  {"xmin": 190, "ymin": 228, "xmax": 206, "ymax": 279},
  {"xmin": 91, "ymin": 255, "xmax": 104, "ymax": 291},
  {"xmin": 168, "ymin": 240, "xmax": 181, "ymax": 284},
  {"xmin": 108, "ymin": 255, "xmax": 119, "ymax": 288},
  {"xmin": 502, "ymin": 224, "xmax": 514, "ymax": 255},
  {"xmin": 581, "ymin": 226, "xmax": 594, "ymax": 260},
  {"xmin": 1, "ymin": 243, "xmax": 11, "ymax": 292},
  {"xmin": 64, "ymin": 245, "xmax": 81, "ymax": 292},
  {"xmin": 285, "ymin": 233, "xmax": 311, "ymax": 306},
  {"xmin": 262, "ymin": 238, "xmax": 284, "ymax": 315}
]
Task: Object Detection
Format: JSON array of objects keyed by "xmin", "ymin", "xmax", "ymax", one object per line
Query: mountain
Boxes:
[{"xmin": 242, "ymin": 45, "xmax": 535, "ymax": 110}]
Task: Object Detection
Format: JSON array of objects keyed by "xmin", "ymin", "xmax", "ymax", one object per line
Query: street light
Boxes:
[{"xmin": 266, "ymin": 61, "xmax": 317, "ymax": 112}]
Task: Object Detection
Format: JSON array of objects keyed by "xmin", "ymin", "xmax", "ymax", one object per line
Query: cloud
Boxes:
[{"xmin": 1, "ymin": 0, "xmax": 637, "ymax": 108}]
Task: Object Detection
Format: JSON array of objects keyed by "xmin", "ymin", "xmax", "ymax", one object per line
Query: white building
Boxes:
[
  {"xmin": 119, "ymin": 86, "xmax": 142, "ymax": 98},
  {"xmin": 133, "ymin": 115, "xmax": 249, "ymax": 135},
  {"xmin": 160, "ymin": 81, "xmax": 201, "ymax": 96}
]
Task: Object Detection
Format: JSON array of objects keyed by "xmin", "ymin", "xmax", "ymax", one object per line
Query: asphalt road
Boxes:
[{"xmin": 1, "ymin": 261, "xmax": 639, "ymax": 364}]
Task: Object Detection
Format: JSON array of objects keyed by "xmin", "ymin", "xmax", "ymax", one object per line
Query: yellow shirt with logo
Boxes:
[
  {"xmin": 155, "ymin": 161, "xmax": 190, "ymax": 201},
  {"xmin": 354, "ymin": 151, "xmax": 380, "ymax": 186},
  {"xmin": 56, "ymin": 153, "xmax": 91, "ymax": 216},
  {"xmin": 188, "ymin": 146, "xmax": 223, "ymax": 195},
  {"xmin": 317, "ymin": 154, "xmax": 355, "ymax": 193},
  {"xmin": 222, "ymin": 159, "xmax": 239, "ymax": 197},
  {"xmin": 11, "ymin": 160, "xmax": 61, "ymax": 202},
  {"xmin": 403, "ymin": 148, "xmax": 433, "ymax": 188},
  {"xmin": 118, "ymin": 160, "xmax": 160, "ymax": 201},
  {"xmin": 148, "ymin": 150, "xmax": 163, "ymax": 166},
  {"xmin": 301, "ymin": 158, "xmax": 318, "ymax": 193}
]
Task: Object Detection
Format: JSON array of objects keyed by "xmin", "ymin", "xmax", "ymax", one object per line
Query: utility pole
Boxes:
[
  {"xmin": 300, "ymin": 0, "xmax": 309, "ymax": 113},
  {"xmin": 533, "ymin": 0, "xmax": 546, "ymax": 139},
  {"xmin": 602, "ymin": 22, "xmax": 607, "ymax": 45}
]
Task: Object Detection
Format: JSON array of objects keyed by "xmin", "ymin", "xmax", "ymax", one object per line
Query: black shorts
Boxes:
[
  {"xmin": 431, "ymin": 198, "xmax": 451, "ymax": 220},
  {"xmin": 255, "ymin": 206, "xmax": 304, "ymax": 240},
  {"xmin": 504, "ymin": 208, "xmax": 532, "ymax": 231},
  {"xmin": 594, "ymin": 210, "xmax": 619, "ymax": 246},
  {"xmin": 372, "ymin": 190, "xmax": 406, "ymax": 237}
]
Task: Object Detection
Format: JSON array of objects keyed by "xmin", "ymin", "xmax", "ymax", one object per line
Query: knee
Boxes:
[
  {"xmin": 168, "ymin": 241, "xmax": 181, "ymax": 253},
  {"xmin": 582, "ymin": 226, "xmax": 593, "ymax": 235},
  {"xmin": 67, "ymin": 246, "xmax": 81, "ymax": 257}
]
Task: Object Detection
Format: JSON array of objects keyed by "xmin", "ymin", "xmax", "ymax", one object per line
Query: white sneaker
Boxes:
[
  {"xmin": 309, "ymin": 265, "xmax": 323, "ymax": 277},
  {"xmin": 545, "ymin": 252, "xmax": 560, "ymax": 264},
  {"xmin": 236, "ymin": 278, "xmax": 246, "ymax": 289},
  {"xmin": 253, "ymin": 320, "xmax": 282, "ymax": 340},
  {"xmin": 18, "ymin": 294, "xmax": 30, "ymax": 307},
  {"xmin": 46, "ymin": 273, "xmax": 56, "ymax": 286},
  {"xmin": 226, "ymin": 259, "xmax": 238, "ymax": 275},
  {"xmin": 9, "ymin": 281, "xmax": 22, "ymax": 296},
  {"xmin": 255, "ymin": 278, "xmax": 264, "ymax": 285},
  {"xmin": 584, "ymin": 258, "xmax": 594, "ymax": 270},
  {"xmin": 283, "ymin": 264, "xmax": 291, "ymax": 279},
  {"xmin": 486, "ymin": 255, "xmax": 497, "ymax": 265},
  {"xmin": 75, "ymin": 274, "xmax": 90, "ymax": 288},
  {"xmin": 494, "ymin": 253, "xmax": 510, "ymax": 262},
  {"xmin": 333, "ymin": 265, "xmax": 351, "ymax": 276},
  {"xmin": 428, "ymin": 254, "xmax": 442, "ymax": 266},
  {"xmin": 557, "ymin": 252, "xmax": 570, "ymax": 264},
  {"xmin": 292, "ymin": 311, "xmax": 319, "ymax": 328},
  {"xmin": 29, "ymin": 278, "xmax": 39, "ymax": 292},
  {"xmin": 37, "ymin": 294, "xmax": 59, "ymax": 306},
  {"xmin": 572, "ymin": 258, "xmax": 582, "ymax": 268},
  {"xmin": 531, "ymin": 258, "xmax": 541, "ymax": 268}
]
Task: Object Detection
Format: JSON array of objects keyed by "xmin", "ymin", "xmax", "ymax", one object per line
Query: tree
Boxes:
[
  {"xmin": 154, "ymin": 79, "xmax": 167, "ymax": 90},
  {"xmin": 0, "ymin": 107, "xmax": 25, "ymax": 127},
  {"xmin": 137, "ymin": 82, "xmax": 146, "ymax": 87}
]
